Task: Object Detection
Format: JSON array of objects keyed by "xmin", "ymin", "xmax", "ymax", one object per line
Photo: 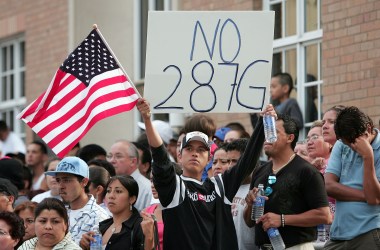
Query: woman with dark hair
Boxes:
[
  {"xmin": 80, "ymin": 175, "xmax": 146, "ymax": 250},
  {"xmin": 0, "ymin": 211, "xmax": 24, "ymax": 249},
  {"xmin": 88, "ymin": 166, "xmax": 111, "ymax": 212},
  {"xmin": 18, "ymin": 198, "xmax": 80, "ymax": 249},
  {"xmin": 322, "ymin": 105, "xmax": 345, "ymax": 147},
  {"xmin": 14, "ymin": 201, "xmax": 38, "ymax": 241}
]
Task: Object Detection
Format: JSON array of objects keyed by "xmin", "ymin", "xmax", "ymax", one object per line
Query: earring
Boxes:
[{"xmin": 130, "ymin": 204, "xmax": 132, "ymax": 211}]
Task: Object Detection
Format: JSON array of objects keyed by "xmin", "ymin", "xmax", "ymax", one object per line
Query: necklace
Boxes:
[
  {"xmin": 272, "ymin": 154, "xmax": 296, "ymax": 174},
  {"xmin": 110, "ymin": 224, "xmax": 120, "ymax": 234}
]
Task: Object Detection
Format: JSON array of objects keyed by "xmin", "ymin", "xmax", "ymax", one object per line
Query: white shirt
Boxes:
[
  {"xmin": 2, "ymin": 131, "xmax": 26, "ymax": 155},
  {"xmin": 131, "ymin": 169, "xmax": 152, "ymax": 211},
  {"xmin": 68, "ymin": 195, "xmax": 110, "ymax": 245},
  {"xmin": 232, "ymin": 184, "xmax": 258, "ymax": 250},
  {"xmin": 32, "ymin": 173, "xmax": 45, "ymax": 191},
  {"xmin": 32, "ymin": 190, "xmax": 62, "ymax": 203}
]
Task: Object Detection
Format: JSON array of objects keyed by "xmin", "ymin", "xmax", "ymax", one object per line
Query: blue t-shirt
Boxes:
[{"xmin": 326, "ymin": 129, "xmax": 380, "ymax": 240}]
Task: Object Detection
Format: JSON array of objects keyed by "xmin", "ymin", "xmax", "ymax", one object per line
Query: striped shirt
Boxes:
[{"xmin": 18, "ymin": 232, "xmax": 81, "ymax": 249}]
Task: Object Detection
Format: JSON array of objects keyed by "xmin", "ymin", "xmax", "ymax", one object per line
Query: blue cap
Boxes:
[
  {"xmin": 214, "ymin": 127, "xmax": 232, "ymax": 141},
  {"xmin": 45, "ymin": 157, "xmax": 89, "ymax": 178}
]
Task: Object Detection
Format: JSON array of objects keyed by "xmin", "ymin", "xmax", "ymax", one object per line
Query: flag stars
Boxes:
[{"xmin": 60, "ymin": 30, "xmax": 119, "ymax": 85}]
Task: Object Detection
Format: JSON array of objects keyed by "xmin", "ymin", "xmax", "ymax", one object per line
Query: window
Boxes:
[
  {"xmin": 0, "ymin": 36, "xmax": 26, "ymax": 140},
  {"xmin": 265, "ymin": 0, "xmax": 322, "ymax": 137},
  {"xmin": 134, "ymin": 0, "xmax": 172, "ymax": 82},
  {"xmin": 134, "ymin": 0, "xmax": 172, "ymax": 122}
]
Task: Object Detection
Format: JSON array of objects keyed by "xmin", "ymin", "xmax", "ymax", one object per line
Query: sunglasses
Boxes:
[{"xmin": 264, "ymin": 175, "xmax": 277, "ymax": 196}]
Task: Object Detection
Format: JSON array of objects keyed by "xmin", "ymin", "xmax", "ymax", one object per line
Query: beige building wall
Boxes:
[
  {"xmin": 0, "ymin": 1, "xmax": 69, "ymax": 144},
  {"xmin": 70, "ymin": 0, "xmax": 138, "ymax": 151}
]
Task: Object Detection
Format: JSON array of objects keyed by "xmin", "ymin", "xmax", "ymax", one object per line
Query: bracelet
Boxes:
[{"xmin": 281, "ymin": 214, "xmax": 285, "ymax": 227}]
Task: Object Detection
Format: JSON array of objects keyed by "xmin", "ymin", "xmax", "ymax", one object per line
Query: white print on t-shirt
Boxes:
[
  {"xmin": 231, "ymin": 196, "xmax": 246, "ymax": 217},
  {"xmin": 187, "ymin": 190, "xmax": 216, "ymax": 202}
]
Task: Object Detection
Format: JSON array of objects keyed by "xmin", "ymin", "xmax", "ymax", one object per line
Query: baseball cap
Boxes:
[
  {"xmin": 45, "ymin": 156, "xmax": 89, "ymax": 178},
  {"xmin": 0, "ymin": 178, "xmax": 18, "ymax": 200},
  {"xmin": 181, "ymin": 131, "xmax": 210, "ymax": 151},
  {"xmin": 138, "ymin": 120, "xmax": 174, "ymax": 144},
  {"xmin": 214, "ymin": 127, "xmax": 232, "ymax": 141}
]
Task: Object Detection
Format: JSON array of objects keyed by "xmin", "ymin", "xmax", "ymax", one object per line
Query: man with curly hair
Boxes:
[{"xmin": 325, "ymin": 106, "xmax": 380, "ymax": 249}]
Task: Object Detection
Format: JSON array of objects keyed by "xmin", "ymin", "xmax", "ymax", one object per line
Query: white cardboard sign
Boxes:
[{"xmin": 144, "ymin": 11, "xmax": 274, "ymax": 113}]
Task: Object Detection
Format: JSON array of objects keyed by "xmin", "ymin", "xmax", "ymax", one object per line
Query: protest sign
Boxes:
[{"xmin": 145, "ymin": 11, "xmax": 274, "ymax": 113}]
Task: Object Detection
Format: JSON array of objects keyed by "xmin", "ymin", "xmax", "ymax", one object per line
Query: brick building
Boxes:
[{"xmin": 1, "ymin": 0, "xmax": 379, "ymax": 153}]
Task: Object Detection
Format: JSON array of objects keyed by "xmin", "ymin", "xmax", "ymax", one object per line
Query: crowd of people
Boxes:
[{"xmin": 0, "ymin": 72, "xmax": 378, "ymax": 250}]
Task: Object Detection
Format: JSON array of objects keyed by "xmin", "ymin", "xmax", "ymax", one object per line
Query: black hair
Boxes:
[
  {"xmin": 70, "ymin": 175, "xmax": 89, "ymax": 194},
  {"xmin": 105, "ymin": 175, "xmax": 139, "ymax": 204},
  {"xmin": 272, "ymin": 72, "xmax": 294, "ymax": 95},
  {"xmin": 77, "ymin": 144, "xmax": 107, "ymax": 163},
  {"xmin": 132, "ymin": 142, "xmax": 152, "ymax": 176},
  {"xmin": 22, "ymin": 166, "xmax": 33, "ymax": 190},
  {"xmin": 225, "ymin": 138, "xmax": 249, "ymax": 155},
  {"xmin": 0, "ymin": 121, "xmax": 8, "ymax": 131},
  {"xmin": 30, "ymin": 140, "xmax": 48, "ymax": 155},
  {"xmin": 5, "ymin": 152, "xmax": 25, "ymax": 165},
  {"xmin": 0, "ymin": 211, "xmax": 25, "ymax": 247},
  {"xmin": 44, "ymin": 157, "xmax": 61, "ymax": 171},
  {"xmin": 213, "ymin": 143, "xmax": 228, "ymax": 154},
  {"xmin": 278, "ymin": 114, "xmax": 299, "ymax": 149},
  {"xmin": 87, "ymin": 159, "xmax": 116, "ymax": 177},
  {"xmin": 335, "ymin": 106, "xmax": 374, "ymax": 144},
  {"xmin": 34, "ymin": 198, "xmax": 69, "ymax": 234},
  {"xmin": 89, "ymin": 166, "xmax": 110, "ymax": 190}
]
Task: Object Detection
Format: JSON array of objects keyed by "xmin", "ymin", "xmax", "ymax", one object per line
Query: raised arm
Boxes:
[
  {"xmin": 136, "ymin": 98, "xmax": 177, "ymax": 207},
  {"xmin": 136, "ymin": 98, "xmax": 163, "ymax": 148},
  {"xmin": 352, "ymin": 134, "xmax": 380, "ymax": 205},
  {"xmin": 222, "ymin": 104, "xmax": 275, "ymax": 200}
]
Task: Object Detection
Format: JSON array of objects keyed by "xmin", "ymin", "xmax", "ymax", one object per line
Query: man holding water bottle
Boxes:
[{"xmin": 244, "ymin": 114, "xmax": 331, "ymax": 250}]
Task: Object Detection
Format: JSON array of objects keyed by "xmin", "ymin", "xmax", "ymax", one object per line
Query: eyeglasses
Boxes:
[
  {"xmin": 106, "ymin": 154, "xmax": 135, "ymax": 161},
  {"xmin": 264, "ymin": 175, "xmax": 277, "ymax": 196},
  {"xmin": 306, "ymin": 134, "xmax": 320, "ymax": 143}
]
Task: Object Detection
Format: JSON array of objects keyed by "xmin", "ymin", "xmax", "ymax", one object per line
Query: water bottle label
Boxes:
[
  {"xmin": 255, "ymin": 196, "xmax": 265, "ymax": 206},
  {"xmin": 267, "ymin": 228, "xmax": 280, "ymax": 238},
  {"xmin": 90, "ymin": 234, "xmax": 102, "ymax": 247}
]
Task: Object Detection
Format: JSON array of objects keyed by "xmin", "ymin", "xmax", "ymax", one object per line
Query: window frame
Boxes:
[
  {"xmin": 264, "ymin": 0, "xmax": 323, "ymax": 137},
  {"xmin": 0, "ymin": 35, "xmax": 26, "ymax": 139}
]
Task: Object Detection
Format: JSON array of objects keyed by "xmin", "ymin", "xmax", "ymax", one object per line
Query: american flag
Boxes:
[{"xmin": 17, "ymin": 29, "xmax": 139, "ymax": 158}]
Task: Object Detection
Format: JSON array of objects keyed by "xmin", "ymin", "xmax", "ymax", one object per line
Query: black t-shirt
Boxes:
[
  {"xmin": 152, "ymin": 118, "xmax": 265, "ymax": 250},
  {"xmin": 250, "ymin": 155, "xmax": 329, "ymax": 248}
]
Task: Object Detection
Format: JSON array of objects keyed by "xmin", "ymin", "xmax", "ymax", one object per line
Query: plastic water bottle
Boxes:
[
  {"xmin": 251, "ymin": 184, "xmax": 265, "ymax": 222},
  {"xmin": 317, "ymin": 224, "xmax": 326, "ymax": 242},
  {"xmin": 90, "ymin": 226, "xmax": 102, "ymax": 250},
  {"xmin": 264, "ymin": 114, "xmax": 277, "ymax": 143},
  {"xmin": 267, "ymin": 227, "xmax": 285, "ymax": 250}
]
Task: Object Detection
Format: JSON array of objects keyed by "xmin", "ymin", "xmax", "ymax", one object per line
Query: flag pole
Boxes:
[{"xmin": 93, "ymin": 24, "xmax": 142, "ymax": 98}]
